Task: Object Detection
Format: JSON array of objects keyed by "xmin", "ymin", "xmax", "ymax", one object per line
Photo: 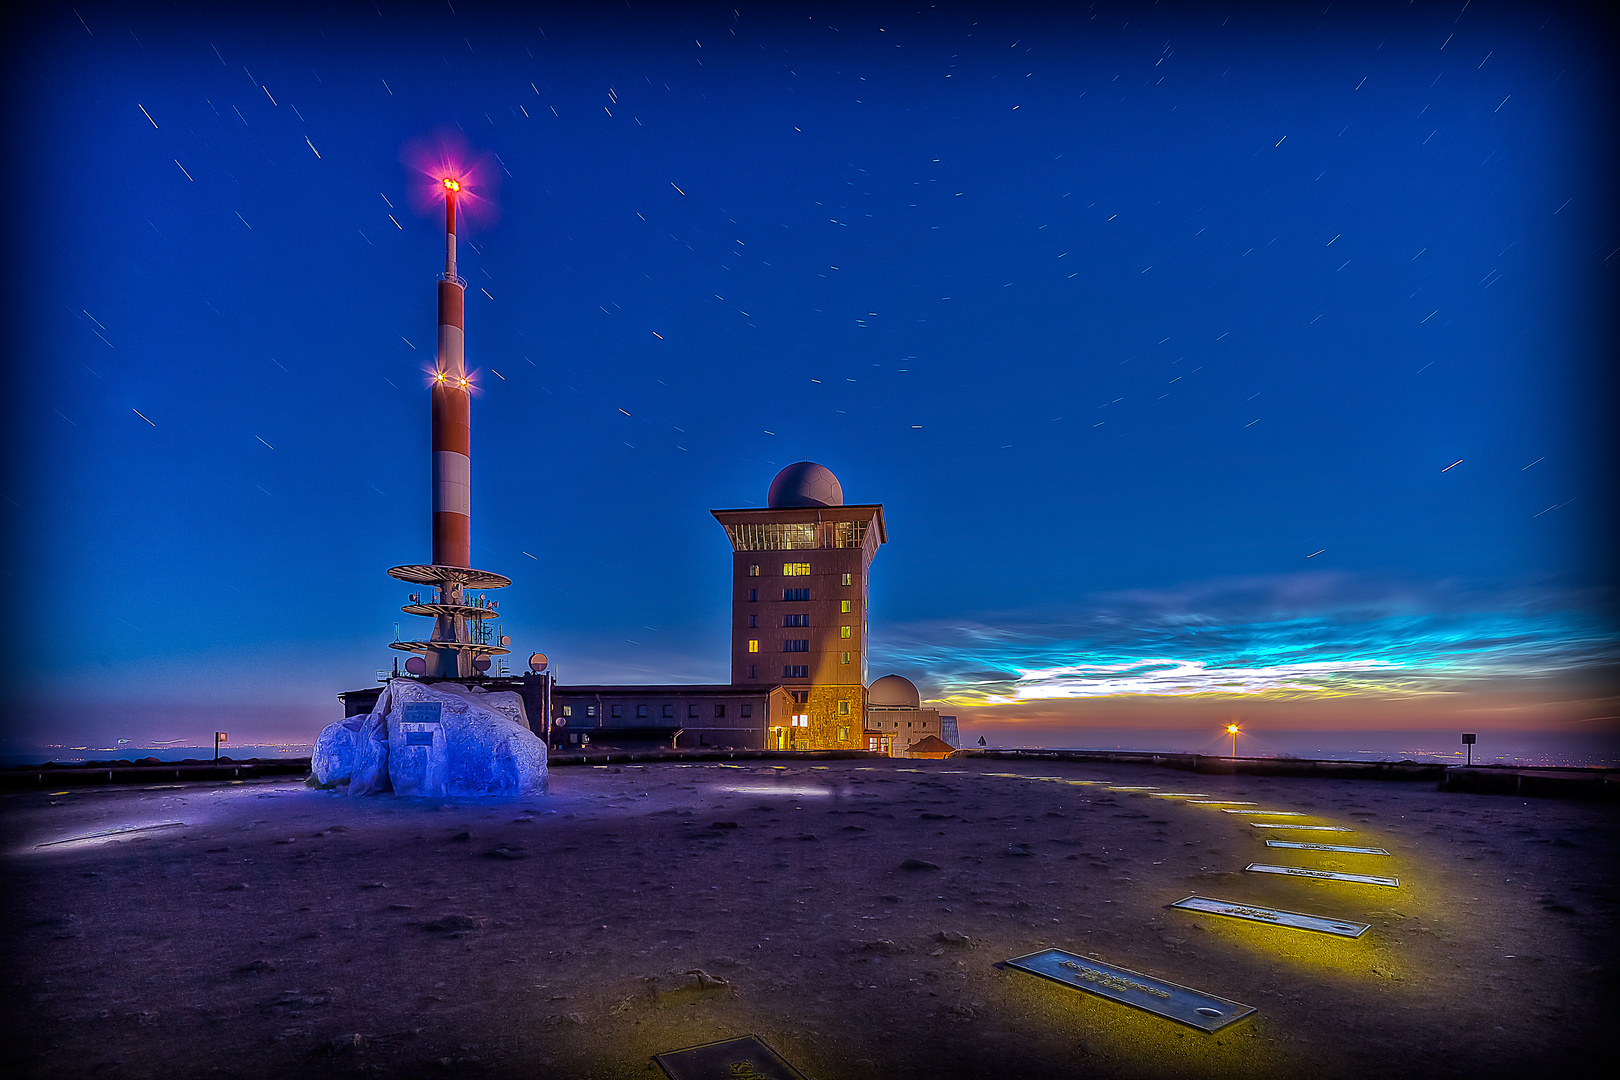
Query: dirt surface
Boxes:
[{"xmin": 2, "ymin": 759, "xmax": 1614, "ymax": 1079}]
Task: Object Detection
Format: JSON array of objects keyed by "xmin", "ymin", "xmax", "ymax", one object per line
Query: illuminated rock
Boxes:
[{"xmin": 312, "ymin": 679, "xmax": 547, "ymax": 797}]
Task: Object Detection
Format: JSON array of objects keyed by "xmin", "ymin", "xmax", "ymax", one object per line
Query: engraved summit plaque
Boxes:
[
  {"xmin": 1245, "ymin": 863, "xmax": 1399, "ymax": 887},
  {"xmin": 1266, "ymin": 840, "xmax": 1391, "ymax": 855},
  {"xmin": 1004, "ymin": 948, "xmax": 1255, "ymax": 1033},
  {"xmin": 1170, "ymin": 895, "xmax": 1371, "ymax": 937},
  {"xmin": 653, "ymin": 1035, "xmax": 809, "ymax": 1080},
  {"xmin": 1249, "ymin": 822, "xmax": 1351, "ymax": 832},
  {"xmin": 1222, "ymin": 809, "xmax": 1305, "ymax": 816}
]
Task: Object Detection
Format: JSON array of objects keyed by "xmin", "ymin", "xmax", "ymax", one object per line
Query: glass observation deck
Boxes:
[{"xmin": 722, "ymin": 520, "xmax": 868, "ymax": 552}]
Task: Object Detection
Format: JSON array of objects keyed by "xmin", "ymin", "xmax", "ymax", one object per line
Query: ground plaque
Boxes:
[
  {"xmin": 1245, "ymin": 863, "xmax": 1399, "ymax": 887},
  {"xmin": 1223, "ymin": 809, "xmax": 1305, "ymax": 816},
  {"xmin": 1004, "ymin": 948, "xmax": 1255, "ymax": 1032},
  {"xmin": 1170, "ymin": 895, "xmax": 1371, "ymax": 937},
  {"xmin": 653, "ymin": 1035, "xmax": 809, "ymax": 1080},
  {"xmin": 1265, "ymin": 840, "xmax": 1390, "ymax": 856},
  {"xmin": 1249, "ymin": 822, "xmax": 1351, "ymax": 832}
]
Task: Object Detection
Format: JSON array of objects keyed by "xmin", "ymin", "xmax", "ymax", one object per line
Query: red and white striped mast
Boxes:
[
  {"xmin": 433, "ymin": 178, "xmax": 471, "ymax": 571},
  {"xmin": 388, "ymin": 173, "xmax": 511, "ymax": 680}
]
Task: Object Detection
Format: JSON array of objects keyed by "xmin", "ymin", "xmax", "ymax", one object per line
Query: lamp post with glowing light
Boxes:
[
  {"xmin": 1227, "ymin": 724, "xmax": 1240, "ymax": 761},
  {"xmin": 386, "ymin": 170, "xmax": 512, "ymax": 679}
]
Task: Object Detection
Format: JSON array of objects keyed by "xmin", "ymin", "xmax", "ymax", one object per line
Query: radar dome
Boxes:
[
  {"xmin": 767, "ymin": 462, "xmax": 844, "ymax": 508},
  {"xmin": 868, "ymin": 674, "xmax": 920, "ymax": 709}
]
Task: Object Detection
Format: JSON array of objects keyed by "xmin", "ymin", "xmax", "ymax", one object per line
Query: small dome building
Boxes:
[{"xmin": 865, "ymin": 673, "xmax": 956, "ymax": 758}]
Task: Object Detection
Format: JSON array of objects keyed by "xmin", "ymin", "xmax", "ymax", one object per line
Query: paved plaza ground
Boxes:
[{"xmin": 2, "ymin": 758, "xmax": 1614, "ymax": 1078}]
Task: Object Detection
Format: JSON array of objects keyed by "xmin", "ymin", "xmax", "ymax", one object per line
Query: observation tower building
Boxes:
[{"xmin": 712, "ymin": 463, "xmax": 885, "ymax": 751}]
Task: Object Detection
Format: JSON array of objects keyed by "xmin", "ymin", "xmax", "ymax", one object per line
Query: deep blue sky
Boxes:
[{"xmin": 5, "ymin": 1, "xmax": 1615, "ymax": 747}]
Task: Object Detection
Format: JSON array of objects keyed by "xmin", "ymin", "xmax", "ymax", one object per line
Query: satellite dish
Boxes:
[
  {"xmin": 472, "ymin": 656, "xmax": 492, "ymax": 672},
  {"xmin": 528, "ymin": 652, "xmax": 548, "ymax": 673},
  {"xmin": 404, "ymin": 656, "xmax": 427, "ymax": 675},
  {"xmin": 555, "ymin": 717, "xmax": 567, "ymax": 727},
  {"xmin": 500, "ymin": 635, "xmax": 512, "ymax": 647}
]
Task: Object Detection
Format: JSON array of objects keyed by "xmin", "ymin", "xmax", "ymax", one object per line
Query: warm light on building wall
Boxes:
[
  {"xmin": 748, "ymin": 640, "xmax": 759, "ymax": 653},
  {"xmin": 840, "ymin": 626, "xmax": 852, "ymax": 638}
]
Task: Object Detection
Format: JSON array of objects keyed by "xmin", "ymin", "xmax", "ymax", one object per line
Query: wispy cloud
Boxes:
[{"xmin": 872, "ymin": 574, "xmax": 1618, "ymax": 706}]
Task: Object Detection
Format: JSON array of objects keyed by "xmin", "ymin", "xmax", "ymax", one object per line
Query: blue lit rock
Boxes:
[{"xmin": 312, "ymin": 679, "xmax": 547, "ymax": 797}]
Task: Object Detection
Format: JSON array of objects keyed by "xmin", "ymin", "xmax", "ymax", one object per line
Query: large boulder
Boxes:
[{"xmin": 311, "ymin": 679, "xmax": 547, "ymax": 797}]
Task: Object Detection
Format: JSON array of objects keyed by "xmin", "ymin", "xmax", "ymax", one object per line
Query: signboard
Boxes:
[
  {"xmin": 1169, "ymin": 895, "xmax": 1371, "ymax": 938},
  {"xmin": 1249, "ymin": 823, "xmax": 1351, "ymax": 832},
  {"xmin": 652, "ymin": 1035, "xmax": 809, "ymax": 1080},
  {"xmin": 1003, "ymin": 948, "xmax": 1255, "ymax": 1033},
  {"xmin": 404, "ymin": 730, "xmax": 435, "ymax": 746}
]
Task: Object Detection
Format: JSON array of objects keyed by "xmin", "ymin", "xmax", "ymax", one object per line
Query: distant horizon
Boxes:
[{"xmin": 4, "ymin": 725, "xmax": 1614, "ymax": 771}]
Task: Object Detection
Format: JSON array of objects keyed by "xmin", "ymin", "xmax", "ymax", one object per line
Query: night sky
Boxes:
[{"xmin": 6, "ymin": 1, "xmax": 1615, "ymax": 754}]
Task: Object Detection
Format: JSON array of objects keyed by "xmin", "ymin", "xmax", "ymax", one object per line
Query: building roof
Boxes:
[
  {"xmin": 906, "ymin": 735, "xmax": 956, "ymax": 755},
  {"xmin": 554, "ymin": 684, "xmax": 782, "ymax": 696},
  {"xmin": 710, "ymin": 503, "xmax": 887, "ymax": 545}
]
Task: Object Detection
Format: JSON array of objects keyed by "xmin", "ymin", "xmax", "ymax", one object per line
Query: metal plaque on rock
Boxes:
[
  {"xmin": 400, "ymin": 702, "xmax": 442, "ymax": 724},
  {"xmin": 1244, "ymin": 863, "xmax": 1399, "ymax": 887},
  {"xmin": 652, "ymin": 1035, "xmax": 809, "ymax": 1080},
  {"xmin": 1004, "ymin": 948, "xmax": 1256, "ymax": 1033},
  {"xmin": 1170, "ymin": 895, "xmax": 1371, "ymax": 938}
]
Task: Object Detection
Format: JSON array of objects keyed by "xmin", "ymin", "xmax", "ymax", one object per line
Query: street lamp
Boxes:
[{"xmin": 1226, "ymin": 724, "xmax": 1240, "ymax": 761}]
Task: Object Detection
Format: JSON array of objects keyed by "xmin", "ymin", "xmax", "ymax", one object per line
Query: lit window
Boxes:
[
  {"xmin": 783, "ymin": 639, "xmax": 809, "ymax": 652},
  {"xmin": 842, "ymin": 573, "xmax": 852, "ymax": 586},
  {"xmin": 714, "ymin": 704, "xmax": 726, "ymax": 718},
  {"xmin": 562, "ymin": 705, "xmax": 572, "ymax": 717},
  {"xmin": 586, "ymin": 705, "xmax": 597, "ymax": 718},
  {"xmin": 838, "ymin": 726, "xmax": 849, "ymax": 741},
  {"xmin": 783, "ymin": 588, "xmax": 809, "ymax": 601},
  {"xmin": 838, "ymin": 700, "xmax": 850, "ymax": 715},
  {"xmin": 840, "ymin": 651, "xmax": 851, "ymax": 665},
  {"xmin": 840, "ymin": 625, "xmax": 851, "ymax": 638},
  {"xmin": 783, "ymin": 562, "xmax": 810, "ymax": 577},
  {"xmin": 749, "ymin": 564, "xmax": 760, "ymax": 576},
  {"xmin": 841, "ymin": 600, "xmax": 851, "ymax": 613},
  {"xmin": 741, "ymin": 704, "xmax": 752, "ymax": 718},
  {"xmin": 748, "ymin": 640, "xmax": 759, "ymax": 653},
  {"xmin": 783, "ymin": 614, "xmax": 809, "ymax": 627},
  {"xmin": 791, "ymin": 714, "xmax": 808, "ymax": 727}
]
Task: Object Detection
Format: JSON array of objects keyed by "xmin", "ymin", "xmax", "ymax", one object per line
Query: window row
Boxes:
[
  {"xmin": 748, "ymin": 637, "xmax": 851, "ymax": 653},
  {"xmin": 598, "ymin": 702, "xmax": 752, "ymax": 719}
]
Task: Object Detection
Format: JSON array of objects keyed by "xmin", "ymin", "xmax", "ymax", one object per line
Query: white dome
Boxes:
[
  {"xmin": 767, "ymin": 462, "xmax": 844, "ymax": 508},
  {"xmin": 868, "ymin": 674, "xmax": 920, "ymax": 709}
]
